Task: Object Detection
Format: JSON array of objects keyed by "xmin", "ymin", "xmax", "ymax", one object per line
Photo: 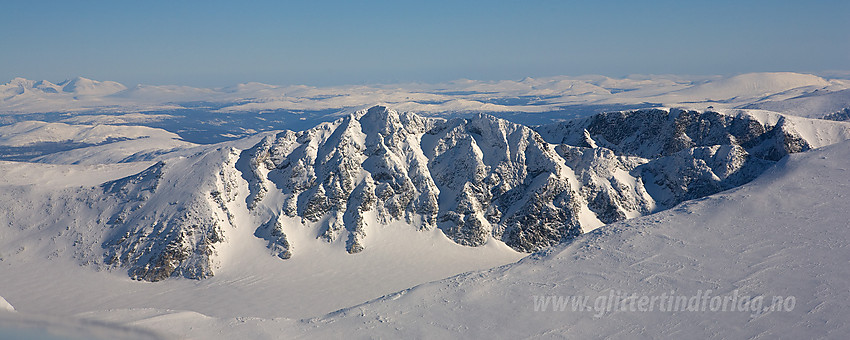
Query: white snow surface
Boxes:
[
  {"xmin": 743, "ymin": 88, "xmax": 850, "ymax": 119},
  {"xmin": 0, "ymin": 121, "xmax": 181, "ymax": 147},
  {"xmin": 0, "ymin": 120, "xmax": 195, "ymax": 165}
]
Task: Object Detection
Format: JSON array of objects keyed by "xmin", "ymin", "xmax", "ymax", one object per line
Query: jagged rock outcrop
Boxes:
[
  {"xmin": 536, "ymin": 108, "xmax": 818, "ymax": 212},
  {"xmin": 244, "ymin": 106, "xmax": 582, "ymax": 253},
  {"xmin": 556, "ymin": 145, "xmax": 653, "ymax": 224},
  {"xmin": 425, "ymin": 113, "xmax": 580, "ymax": 251},
  {"xmin": 254, "ymin": 216, "xmax": 292, "ymax": 259},
  {"xmin": 535, "ymin": 108, "xmax": 811, "ymax": 160}
]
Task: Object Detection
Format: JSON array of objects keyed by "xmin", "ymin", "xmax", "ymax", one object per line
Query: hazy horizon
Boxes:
[{"xmin": 2, "ymin": 0, "xmax": 848, "ymax": 87}]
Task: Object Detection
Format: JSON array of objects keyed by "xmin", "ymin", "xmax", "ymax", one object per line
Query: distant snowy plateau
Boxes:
[{"xmin": 1, "ymin": 72, "xmax": 850, "ymax": 338}]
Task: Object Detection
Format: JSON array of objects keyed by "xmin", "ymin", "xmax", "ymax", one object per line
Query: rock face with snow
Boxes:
[
  {"xmin": 536, "ymin": 108, "xmax": 810, "ymax": 160},
  {"xmin": 824, "ymin": 108, "xmax": 850, "ymax": 121},
  {"xmin": 245, "ymin": 106, "xmax": 582, "ymax": 253},
  {"xmin": 7, "ymin": 106, "xmax": 847, "ymax": 282},
  {"xmin": 237, "ymin": 106, "xmax": 841, "ymax": 259},
  {"xmin": 535, "ymin": 108, "xmax": 819, "ymax": 211},
  {"xmin": 300, "ymin": 139, "xmax": 850, "ymax": 340},
  {"xmin": 636, "ymin": 144, "xmax": 772, "ymax": 207},
  {"xmin": 98, "ymin": 147, "xmax": 241, "ymax": 281}
]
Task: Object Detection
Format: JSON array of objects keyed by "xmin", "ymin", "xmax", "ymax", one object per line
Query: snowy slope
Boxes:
[
  {"xmin": 667, "ymin": 72, "xmax": 830, "ymax": 102},
  {"xmin": 742, "ymin": 88, "xmax": 850, "ymax": 119},
  {"xmin": 0, "ymin": 121, "xmax": 195, "ymax": 164}
]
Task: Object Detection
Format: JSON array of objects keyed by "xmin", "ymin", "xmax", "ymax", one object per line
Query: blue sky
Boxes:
[{"xmin": 1, "ymin": 0, "xmax": 847, "ymax": 87}]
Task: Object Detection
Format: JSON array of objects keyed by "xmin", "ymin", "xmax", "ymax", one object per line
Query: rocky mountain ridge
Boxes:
[{"xmin": 6, "ymin": 106, "xmax": 848, "ymax": 281}]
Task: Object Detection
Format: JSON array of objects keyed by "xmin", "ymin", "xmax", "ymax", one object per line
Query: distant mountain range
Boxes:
[{"xmin": 2, "ymin": 73, "xmax": 849, "ymax": 121}]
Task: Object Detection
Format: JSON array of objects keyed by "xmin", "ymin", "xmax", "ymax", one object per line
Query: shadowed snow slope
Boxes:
[{"xmin": 743, "ymin": 88, "xmax": 850, "ymax": 119}]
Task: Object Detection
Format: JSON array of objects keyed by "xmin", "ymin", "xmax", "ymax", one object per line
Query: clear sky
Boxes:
[{"xmin": 1, "ymin": 0, "xmax": 847, "ymax": 87}]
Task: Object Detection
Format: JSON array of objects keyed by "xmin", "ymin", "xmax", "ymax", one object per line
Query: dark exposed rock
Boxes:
[
  {"xmin": 254, "ymin": 217, "xmax": 292, "ymax": 259},
  {"xmin": 536, "ymin": 108, "xmax": 812, "ymax": 160},
  {"xmin": 823, "ymin": 108, "xmax": 850, "ymax": 121},
  {"xmin": 99, "ymin": 148, "xmax": 239, "ymax": 281}
]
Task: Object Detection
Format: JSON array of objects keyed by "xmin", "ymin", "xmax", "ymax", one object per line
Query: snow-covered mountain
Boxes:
[
  {"xmin": 2, "ymin": 105, "xmax": 849, "ymax": 284},
  {"xmin": 58, "ymin": 77, "xmax": 128, "ymax": 96},
  {"xmin": 662, "ymin": 72, "xmax": 830, "ymax": 102}
]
